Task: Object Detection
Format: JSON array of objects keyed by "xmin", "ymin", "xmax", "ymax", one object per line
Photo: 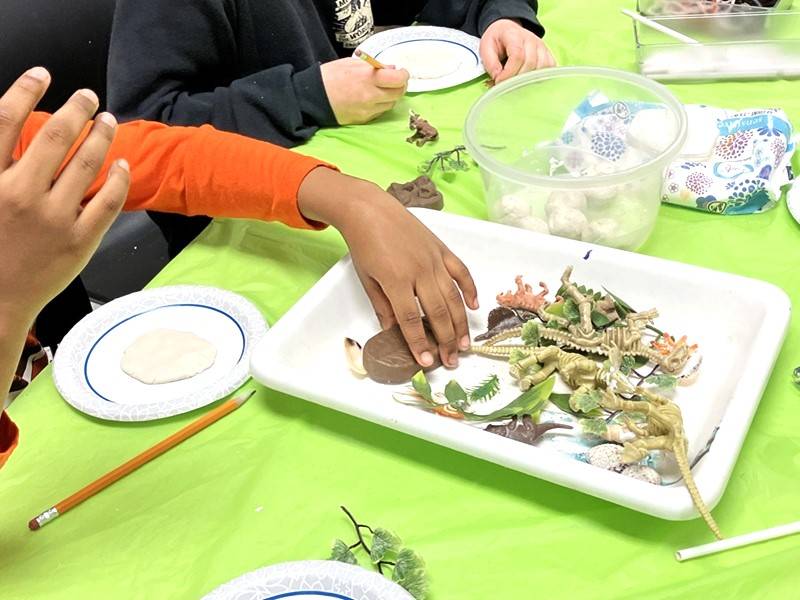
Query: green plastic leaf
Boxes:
[
  {"xmin": 509, "ymin": 348, "xmax": 528, "ymax": 364},
  {"xmin": 591, "ymin": 310, "xmax": 611, "ymax": 329},
  {"xmin": 563, "ymin": 298, "xmax": 580, "ymax": 323},
  {"xmin": 521, "ymin": 321, "xmax": 540, "ymax": 346},
  {"xmin": 330, "ymin": 539, "xmax": 358, "ymax": 565},
  {"xmin": 467, "ymin": 376, "xmax": 556, "ymax": 423},
  {"xmin": 370, "ymin": 528, "xmax": 401, "ymax": 563},
  {"xmin": 549, "ymin": 392, "xmax": 602, "ymax": 417},
  {"xmin": 581, "ymin": 418, "xmax": 608, "ymax": 437},
  {"xmin": 645, "ymin": 373, "xmax": 678, "ymax": 391},
  {"xmin": 545, "ymin": 300, "xmax": 565, "ymax": 317},
  {"xmin": 393, "ymin": 548, "xmax": 428, "ymax": 600},
  {"xmin": 620, "ymin": 355, "xmax": 636, "ymax": 375},
  {"xmin": 444, "ymin": 380, "xmax": 468, "ymax": 408},
  {"xmin": 411, "ymin": 371, "xmax": 432, "ymax": 402},
  {"xmin": 603, "ymin": 288, "xmax": 634, "ymax": 318},
  {"xmin": 571, "ymin": 388, "xmax": 603, "ymax": 413},
  {"xmin": 468, "ymin": 375, "xmax": 501, "ymax": 403}
]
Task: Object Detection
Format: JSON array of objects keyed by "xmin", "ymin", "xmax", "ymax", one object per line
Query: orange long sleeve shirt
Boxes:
[{"xmin": 1, "ymin": 113, "xmax": 336, "ymax": 468}]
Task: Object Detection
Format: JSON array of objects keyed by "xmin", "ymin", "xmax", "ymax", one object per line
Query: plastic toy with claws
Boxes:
[{"xmin": 497, "ymin": 276, "xmax": 568, "ymax": 326}]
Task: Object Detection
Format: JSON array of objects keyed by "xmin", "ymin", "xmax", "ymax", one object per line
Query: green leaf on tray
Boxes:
[
  {"xmin": 468, "ymin": 374, "xmax": 501, "ymax": 403},
  {"xmin": 521, "ymin": 320, "xmax": 540, "ymax": 346},
  {"xmin": 563, "ymin": 298, "xmax": 580, "ymax": 323},
  {"xmin": 645, "ymin": 373, "xmax": 678, "ymax": 391},
  {"xmin": 571, "ymin": 388, "xmax": 603, "ymax": 413},
  {"xmin": 549, "ymin": 392, "xmax": 603, "ymax": 417},
  {"xmin": 411, "ymin": 371, "xmax": 432, "ymax": 402},
  {"xmin": 330, "ymin": 539, "xmax": 358, "ymax": 565},
  {"xmin": 370, "ymin": 528, "xmax": 401, "ymax": 563},
  {"xmin": 581, "ymin": 418, "xmax": 608, "ymax": 437},
  {"xmin": 466, "ymin": 376, "xmax": 556, "ymax": 423},
  {"xmin": 444, "ymin": 380, "xmax": 468, "ymax": 408},
  {"xmin": 603, "ymin": 287, "xmax": 634, "ymax": 318},
  {"xmin": 620, "ymin": 354, "xmax": 636, "ymax": 375},
  {"xmin": 509, "ymin": 348, "xmax": 528, "ymax": 364},
  {"xmin": 393, "ymin": 548, "xmax": 428, "ymax": 600},
  {"xmin": 591, "ymin": 309, "xmax": 612, "ymax": 329},
  {"xmin": 545, "ymin": 299, "xmax": 565, "ymax": 317}
]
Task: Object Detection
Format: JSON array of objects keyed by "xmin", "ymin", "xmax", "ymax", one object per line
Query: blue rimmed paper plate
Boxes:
[
  {"xmin": 53, "ymin": 285, "xmax": 267, "ymax": 422},
  {"xmin": 202, "ymin": 561, "xmax": 413, "ymax": 600},
  {"xmin": 355, "ymin": 26, "xmax": 485, "ymax": 92}
]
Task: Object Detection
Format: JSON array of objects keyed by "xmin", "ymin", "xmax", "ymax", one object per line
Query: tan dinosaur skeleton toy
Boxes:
[{"xmin": 472, "ymin": 267, "xmax": 692, "ymax": 374}]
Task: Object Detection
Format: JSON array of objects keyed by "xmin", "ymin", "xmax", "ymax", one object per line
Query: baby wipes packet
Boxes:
[{"xmin": 662, "ymin": 106, "xmax": 795, "ymax": 214}]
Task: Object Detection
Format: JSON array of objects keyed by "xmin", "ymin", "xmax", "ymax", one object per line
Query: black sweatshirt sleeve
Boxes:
[
  {"xmin": 107, "ymin": 0, "xmax": 337, "ymax": 147},
  {"xmin": 414, "ymin": 1, "xmax": 544, "ymax": 37}
]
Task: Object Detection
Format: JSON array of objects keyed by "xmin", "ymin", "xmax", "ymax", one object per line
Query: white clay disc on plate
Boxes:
[
  {"xmin": 121, "ymin": 329, "xmax": 217, "ymax": 384},
  {"xmin": 380, "ymin": 44, "xmax": 463, "ymax": 79}
]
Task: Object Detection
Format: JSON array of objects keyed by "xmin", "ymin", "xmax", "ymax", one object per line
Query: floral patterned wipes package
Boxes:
[{"xmin": 663, "ymin": 105, "xmax": 796, "ymax": 215}]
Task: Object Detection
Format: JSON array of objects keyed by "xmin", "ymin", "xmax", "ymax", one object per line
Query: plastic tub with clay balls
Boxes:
[{"xmin": 464, "ymin": 67, "xmax": 688, "ymax": 251}]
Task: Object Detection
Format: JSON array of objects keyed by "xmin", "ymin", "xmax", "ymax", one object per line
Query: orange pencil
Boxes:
[
  {"xmin": 354, "ymin": 48, "xmax": 386, "ymax": 69},
  {"xmin": 28, "ymin": 389, "xmax": 255, "ymax": 531}
]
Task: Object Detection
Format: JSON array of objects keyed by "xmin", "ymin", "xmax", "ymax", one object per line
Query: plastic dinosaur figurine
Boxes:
[
  {"xmin": 509, "ymin": 346, "xmax": 603, "ymax": 396},
  {"xmin": 598, "ymin": 386, "xmax": 723, "ymax": 540},
  {"xmin": 407, "ymin": 111, "xmax": 439, "ymax": 147},
  {"xmin": 559, "ymin": 265, "xmax": 595, "ymax": 336},
  {"xmin": 496, "ymin": 276, "xmax": 570, "ymax": 327}
]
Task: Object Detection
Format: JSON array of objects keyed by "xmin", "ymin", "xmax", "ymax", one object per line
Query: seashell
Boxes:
[
  {"xmin": 587, "ymin": 443, "xmax": 624, "ymax": 471},
  {"xmin": 344, "ymin": 337, "xmax": 367, "ymax": 376},
  {"xmin": 621, "ymin": 464, "xmax": 662, "ymax": 485}
]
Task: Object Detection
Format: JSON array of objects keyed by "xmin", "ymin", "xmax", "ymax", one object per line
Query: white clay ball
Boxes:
[
  {"xmin": 499, "ymin": 194, "xmax": 531, "ymax": 222},
  {"xmin": 517, "ymin": 216, "xmax": 549, "ymax": 235},
  {"xmin": 621, "ymin": 464, "xmax": 662, "ymax": 485},
  {"xmin": 546, "ymin": 190, "xmax": 587, "ymax": 216},
  {"xmin": 548, "ymin": 206, "xmax": 588, "ymax": 241},
  {"xmin": 585, "ymin": 218, "xmax": 619, "ymax": 243},
  {"xmin": 588, "ymin": 443, "xmax": 624, "ymax": 471},
  {"xmin": 586, "ymin": 185, "xmax": 618, "ymax": 205}
]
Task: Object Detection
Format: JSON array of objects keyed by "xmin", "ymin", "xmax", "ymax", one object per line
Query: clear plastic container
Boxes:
[
  {"xmin": 633, "ymin": 10, "xmax": 800, "ymax": 81},
  {"xmin": 463, "ymin": 67, "xmax": 687, "ymax": 251}
]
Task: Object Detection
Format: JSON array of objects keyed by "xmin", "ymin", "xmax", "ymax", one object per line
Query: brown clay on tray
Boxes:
[{"xmin": 363, "ymin": 322, "xmax": 442, "ymax": 384}]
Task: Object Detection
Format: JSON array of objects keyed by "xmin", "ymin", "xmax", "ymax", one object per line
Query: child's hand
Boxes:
[
  {"xmin": 0, "ymin": 68, "xmax": 130, "ymax": 324},
  {"xmin": 480, "ymin": 19, "xmax": 556, "ymax": 85},
  {"xmin": 297, "ymin": 169, "xmax": 478, "ymax": 369},
  {"xmin": 321, "ymin": 58, "xmax": 409, "ymax": 125}
]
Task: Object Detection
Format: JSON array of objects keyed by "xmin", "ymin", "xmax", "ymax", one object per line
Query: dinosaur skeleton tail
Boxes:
[
  {"xmin": 470, "ymin": 344, "xmax": 524, "ymax": 358},
  {"xmin": 674, "ymin": 443, "xmax": 723, "ymax": 540}
]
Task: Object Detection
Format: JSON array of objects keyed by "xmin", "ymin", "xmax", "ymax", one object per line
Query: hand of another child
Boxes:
[
  {"xmin": 296, "ymin": 169, "xmax": 479, "ymax": 368},
  {"xmin": 321, "ymin": 58, "xmax": 409, "ymax": 125},
  {"xmin": 480, "ymin": 19, "xmax": 556, "ymax": 85},
  {"xmin": 0, "ymin": 68, "xmax": 130, "ymax": 324}
]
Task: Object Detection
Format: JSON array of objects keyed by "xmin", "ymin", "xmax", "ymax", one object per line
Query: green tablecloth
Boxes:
[{"xmin": 3, "ymin": 2, "xmax": 800, "ymax": 598}]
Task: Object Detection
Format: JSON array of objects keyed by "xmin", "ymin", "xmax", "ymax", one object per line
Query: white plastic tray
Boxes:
[{"xmin": 250, "ymin": 209, "xmax": 790, "ymax": 520}]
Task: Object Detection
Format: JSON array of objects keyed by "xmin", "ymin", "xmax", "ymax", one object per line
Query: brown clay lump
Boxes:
[
  {"xmin": 386, "ymin": 176, "xmax": 444, "ymax": 211},
  {"xmin": 363, "ymin": 322, "xmax": 441, "ymax": 384}
]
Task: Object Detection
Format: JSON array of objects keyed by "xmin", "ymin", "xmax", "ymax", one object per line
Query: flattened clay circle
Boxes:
[
  {"xmin": 363, "ymin": 324, "xmax": 441, "ymax": 384},
  {"xmin": 121, "ymin": 329, "xmax": 217, "ymax": 384}
]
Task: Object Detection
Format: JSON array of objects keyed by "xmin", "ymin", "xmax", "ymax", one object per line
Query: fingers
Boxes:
[
  {"xmin": 386, "ymin": 288, "xmax": 435, "ymax": 368},
  {"xmin": 443, "ymin": 251, "xmax": 479, "ymax": 311},
  {"xmin": 495, "ymin": 41, "xmax": 524, "ymax": 84},
  {"xmin": 375, "ymin": 68, "xmax": 409, "ymax": 89},
  {"xmin": 357, "ymin": 268, "xmax": 397, "ymax": 330},
  {"xmin": 416, "ymin": 279, "xmax": 459, "ymax": 368},
  {"xmin": 479, "ymin": 39, "xmax": 503, "ymax": 81},
  {"xmin": 437, "ymin": 269, "xmax": 471, "ymax": 353},
  {"xmin": 51, "ymin": 112, "xmax": 117, "ymax": 208},
  {"xmin": 75, "ymin": 158, "xmax": 129, "ymax": 246},
  {"xmin": 16, "ymin": 88, "xmax": 99, "ymax": 187},
  {"xmin": 522, "ymin": 41, "xmax": 541, "ymax": 74},
  {"xmin": 0, "ymin": 67, "xmax": 51, "ymax": 171},
  {"xmin": 538, "ymin": 43, "xmax": 557, "ymax": 68}
]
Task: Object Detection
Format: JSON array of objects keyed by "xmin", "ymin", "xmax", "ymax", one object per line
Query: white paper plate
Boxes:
[
  {"xmin": 355, "ymin": 26, "xmax": 485, "ymax": 92},
  {"xmin": 202, "ymin": 561, "xmax": 413, "ymax": 600},
  {"xmin": 251, "ymin": 209, "xmax": 790, "ymax": 521},
  {"xmin": 788, "ymin": 182, "xmax": 800, "ymax": 225},
  {"xmin": 53, "ymin": 286, "xmax": 267, "ymax": 422}
]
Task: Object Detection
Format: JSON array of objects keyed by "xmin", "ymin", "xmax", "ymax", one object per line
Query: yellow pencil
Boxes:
[
  {"xmin": 28, "ymin": 390, "xmax": 255, "ymax": 531},
  {"xmin": 355, "ymin": 48, "xmax": 387, "ymax": 69}
]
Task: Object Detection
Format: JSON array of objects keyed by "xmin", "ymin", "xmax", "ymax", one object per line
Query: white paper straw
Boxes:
[
  {"xmin": 621, "ymin": 9, "xmax": 702, "ymax": 45},
  {"xmin": 676, "ymin": 521, "xmax": 800, "ymax": 562}
]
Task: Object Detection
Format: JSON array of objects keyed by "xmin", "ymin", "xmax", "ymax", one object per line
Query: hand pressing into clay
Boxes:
[
  {"xmin": 321, "ymin": 58, "xmax": 409, "ymax": 125},
  {"xmin": 297, "ymin": 168, "xmax": 478, "ymax": 369},
  {"xmin": 480, "ymin": 19, "xmax": 556, "ymax": 84},
  {"xmin": 0, "ymin": 67, "xmax": 130, "ymax": 325}
]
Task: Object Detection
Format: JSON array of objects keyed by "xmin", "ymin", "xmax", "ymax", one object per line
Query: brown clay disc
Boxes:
[{"xmin": 363, "ymin": 323, "xmax": 441, "ymax": 384}]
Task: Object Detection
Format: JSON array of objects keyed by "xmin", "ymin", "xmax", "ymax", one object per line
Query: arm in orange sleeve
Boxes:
[
  {"xmin": 0, "ymin": 410, "xmax": 19, "ymax": 469},
  {"xmin": 15, "ymin": 113, "xmax": 337, "ymax": 230}
]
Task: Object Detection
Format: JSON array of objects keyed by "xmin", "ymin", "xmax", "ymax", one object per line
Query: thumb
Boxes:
[{"xmin": 480, "ymin": 38, "xmax": 503, "ymax": 80}]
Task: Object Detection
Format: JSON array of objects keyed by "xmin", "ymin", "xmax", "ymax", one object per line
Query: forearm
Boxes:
[{"xmin": 477, "ymin": 0, "xmax": 544, "ymax": 36}]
